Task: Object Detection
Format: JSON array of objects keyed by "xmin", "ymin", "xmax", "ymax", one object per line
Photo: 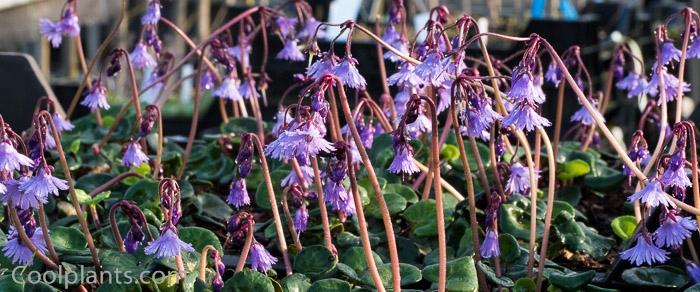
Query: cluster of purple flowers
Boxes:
[
  {"xmin": 39, "ymin": 1, "xmax": 80, "ymax": 48},
  {"xmin": 145, "ymin": 180, "xmax": 194, "ymax": 258},
  {"xmin": 227, "ymin": 134, "xmax": 254, "ymax": 208},
  {"xmin": 324, "ymin": 148, "xmax": 356, "ymax": 216},
  {"xmin": 227, "ymin": 212, "xmax": 278, "ymax": 273},
  {"xmin": 503, "ymin": 56, "xmax": 551, "ymax": 132},
  {"xmin": 480, "ymin": 191, "xmax": 503, "ymax": 259}
]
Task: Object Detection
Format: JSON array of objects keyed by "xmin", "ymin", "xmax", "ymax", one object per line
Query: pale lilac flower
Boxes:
[
  {"xmin": 660, "ymin": 152, "xmax": 691, "ymax": 188},
  {"xmin": 570, "ymin": 105, "xmax": 603, "ymax": 126},
  {"xmin": 332, "ymin": 57, "xmax": 366, "ymax": 89},
  {"xmin": 506, "ymin": 162, "xmax": 532, "ymax": 195},
  {"xmin": 53, "ymin": 112, "xmax": 74, "ymax": 132},
  {"xmin": 502, "ymin": 103, "xmax": 551, "ymax": 132},
  {"xmin": 436, "ymin": 83, "xmax": 452, "ymax": 114},
  {"xmin": 414, "ymin": 51, "xmax": 448, "ymax": 86},
  {"xmin": 298, "ymin": 17, "xmax": 324, "ymax": 39},
  {"xmin": 272, "ymin": 109, "xmax": 292, "ymax": 137},
  {"xmin": 122, "ymin": 141, "xmax": 149, "ymax": 167},
  {"xmin": 654, "ymin": 213, "xmax": 696, "ymax": 248},
  {"xmin": 214, "ymin": 76, "xmax": 243, "ymax": 101},
  {"xmin": 545, "ymin": 63, "xmax": 563, "ymax": 86},
  {"xmin": 647, "ymin": 68, "xmax": 690, "ymax": 101},
  {"xmin": 324, "ymin": 180, "xmax": 355, "ymax": 215},
  {"xmin": 616, "ymin": 72, "xmax": 640, "ymax": 91},
  {"xmin": 508, "ymin": 66, "xmax": 546, "ymax": 104},
  {"xmin": 21, "ymin": 167, "xmax": 67, "ymax": 200},
  {"xmin": 0, "ymin": 141, "xmax": 34, "ymax": 172},
  {"xmin": 39, "ymin": 19, "xmax": 63, "ymax": 48},
  {"xmin": 307, "ymin": 53, "xmax": 337, "ymax": 80},
  {"xmin": 2, "ymin": 226, "xmax": 47, "ymax": 266},
  {"xmin": 275, "ymin": 17, "xmax": 297, "ymax": 39},
  {"xmin": 60, "ymin": 9, "xmax": 80, "ymax": 37},
  {"xmin": 628, "ymin": 178, "xmax": 674, "ymax": 208},
  {"xmin": 43, "ymin": 130, "xmax": 56, "ymax": 150},
  {"xmin": 620, "ymin": 233, "xmax": 669, "ymax": 266},
  {"xmin": 266, "ymin": 122, "xmax": 335, "ymax": 161},
  {"xmin": 480, "ymin": 228, "xmax": 500, "ymax": 259},
  {"xmin": 276, "ymin": 40, "xmax": 305, "ymax": 61},
  {"xmin": 388, "ymin": 140, "xmax": 419, "ymax": 175},
  {"xmin": 394, "ymin": 87, "xmax": 411, "ymax": 116},
  {"xmin": 628, "ymin": 75, "xmax": 650, "ymax": 98},
  {"xmin": 227, "ymin": 178, "xmax": 250, "ymax": 208},
  {"xmin": 294, "ymin": 204, "xmax": 309, "ymax": 235},
  {"xmin": 406, "ymin": 112, "xmax": 431, "ymax": 138},
  {"xmin": 384, "ymin": 40, "xmax": 409, "ymax": 63},
  {"xmin": 81, "ymin": 81, "xmax": 110, "ymax": 110},
  {"xmin": 460, "ymin": 92, "xmax": 502, "ymax": 140},
  {"xmin": 688, "ymin": 38, "xmax": 700, "ymax": 59},
  {"xmin": 387, "ymin": 62, "xmax": 423, "ymax": 88},
  {"xmin": 130, "ymin": 43, "xmax": 157, "ymax": 69},
  {"xmin": 229, "ymin": 44, "xmax": 251, "ymax": 65},
  {"xmin": 141, "ymin": 0, "xmax": 161, "ymax": 25},
  {"xmin": 281, "ymin": 164, "xmax": 313, "ymax": 187},
  {"xmin": 3, "ymin": 177, "xmax": 46, "ymax": 210},
  {"xmin": 238, "ymin": 79, "xmax": 260, "ymax": 100},
  {"xmin": 145, "ymin": 228, "xmax": 194, "ymax": 258},
  {"xmin": 382, "ymin": 24, "xmax": 400, "ymax": 44},
  {"xmin": 659, "ymin": 41, "xmax": 682, "ymax": 66},
  {"xmin": 249, "ymin": 241, "xmax": 278, "ymax": 273}
]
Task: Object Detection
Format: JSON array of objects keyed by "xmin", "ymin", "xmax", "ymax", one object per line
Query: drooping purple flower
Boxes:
[
  {"xmin": 502, "ymin": 103, "xmax": 551, "ymax": 132},
  {"xmin": 620, "ymin": 233, "xmax": 669, "ymax": 266},
  {"xmin": 59, "ymin": 9, "xmax": 80, "ymax": 37},
  {"xmin": 124, "ymin": 224, "xmax": 146, "ymax": 253},
  {"xmin": 213, "ymin": 76, "xmax": 243, "ymax": 101},
  {"xmin": 141, "ymin": 0, "xmax": 161, "ymax": 25},
  {"xmin": 298, "ymin": 17, "xmax": 324, "ymax": 40},
  {"xmin": 281, "ymin": 164, "xmax": 313, "ymax": 187},
  {"xmin": 212, "ymin": 250, "xmax": 225, "ymax": 292},
  {"xmin": 414, "ymin": 51, "xmax": 448, "ymax": 86},
  {"xmin": 506, "ymin": 162, "xmax": 533, "ymax": 195},
  {"xmin": 0, "ymin": 141, "xmax": 33, "ymax": 172},
  {"xmin": 229, "ymin": 44, "xmax": 251, "ymax": 65},
  {"xmin": 307, "ymin": 53, "xmax": 337, "ymax": 80},
  {"xmin": 144, "ymin": 228, "xmax": 194, "ymax": 258},
  {"xmin": 623, "ymin": 143, "xmax": 650, "ymax": 177},
  {"xmin": 387, "ymin": 138, "xmax": 419, "ymax": 175},
  {"xmin": 227, "ymin": 178, "xmax": 250, "ymax": 208},
  {"xmin": 324, "ymin": 180, "xmax": 355, "ymax": 215},
  {"xmin": 628, "ymin": 75, "xmax": 650, "ymax": 98},
  {"xmin": 276, "ymin": 40, "xmax": 305, "ymax": 62},
  {"xmin": 122, "ymin": 141, "xmax": 149, "ymax": 168},
  {"xmin": 406, "ymin": 112, "xmax": 431, "ymax": 138},
  {"xmin": 249, "ymin": 240, "xmax": 278, "ymax": 273},
  {"xmin": 387, "ymin": 62, "xmax": 423, "ymax": 88},
  {"xmin": 21, "ymin": 166, "xmax": 67, "ymax": 200},
  {"xmin": 2, "ymin": 226, "xmax": 47, "ymax": 266},
  {"xmin": 81, "ymin": 81, "xmax": 110, "ymax": 110},
  {"xmin": 689, "ymin": 38, "xmax": 700, "ymax": 59},
  {"xmin": 508, "ymin": 66, "xmax": 546, "ymax": 104},
  {"xmin": 238, "ymin": 78, "xmax": 260, "ymax": 100},
  {"xmin": 570, "ymin": 105, "xmax": 603, "ymax": 126},
  {"xmin": 394, "ymin": 87, "xmax": 411, "ymax": 116},
  {"xmin": 544, "ymin": 63, "xmax": 563, "ymax": 86},
  {"xmin": 294, "ymin": 204, "xmax": 309, "ymax": 235},
  {"xmin": 382, "ymin": 24, "xmax": 401, "ymax": 45},
  {"xmin": 52, "ymin": 112, "xmax": 74, "ymax": 132},
  {"xmin": 627, "ymin": 178, "xmax": 674, "ymax": 208},
  {"xmin": 460, "ymin": 91, "xmax": 502, "ymax": 140},
  {"xmin": 200, "ymin": 69, "xmax": 216, "ymax": 91},
  {"xmin": 480, "ymin": 228, "xmax": 500, "ymax": 259},
  {"xmin": 39, "ymin": 19, "xmax": 63, "ymax": 48},
  {"xmin": 332, "ymin": 56, "xmax": 366, "ymax": 89},
  {"xmin": 266, "ymin": 122, "xmax": 335, "ymax": 161},
  {"xmin": 654, "ymin": 211, "xmax": 696, "ymax": 248},
  {"xmin": 384, "ymin": 40, "xmax": 410, "ymax": 63},
  {"xmin": 275, "ymin": 17, "xmax": 298, "ymax": 39},
  {"xmin": 130, "ymin": 43, "xmax": 157, "ymax": 69},
  {"xmin": 616, "ymin": 72, "xmax": 640, "ymax": 91},
  {"xmin": 2, "ymin": 177, "xmax": 46, "ymax": 210},
  {"xmin": 660, "ymin": 152, "xmax": 691, "ymax": 189},
  {"xmin": 659, "ymin": 41, "xmax": 682, "ymax": 66},
  {"xmin": 687, "ymin": 262, "xmax": 700, "ymax": 284},
  {"xmin": 647, "ymin": 68, "xmax": 690, "ymax": 101}
]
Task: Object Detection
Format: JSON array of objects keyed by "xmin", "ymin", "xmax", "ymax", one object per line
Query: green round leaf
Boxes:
[
  {"xmin": 280, "ymin": 273, "xmax": 312, "ymax": 292},
  {"xmin": 293, "ymin": 245, "xmax": 337, "ymax": 276},
  {"xmin": 178, "ymin": 226, "xmax": 223, "ymax": 255},
  {"xmin": 621, "ymin": 266, "xmax": 689, "ymax": 288},
  {"xmin": 307, "ymin": 279, "xmax": 350, "ymax": 292},
  {"xmin": 50, "ymin": 226, "xmax": 87, "ymax": 249},
  {"xmin": 557, "ymin": 159, "xmax": 591, "ymax": 180},
  {"xmin": 423, "ymin": 256, "xmax": 478, "ymax": 291},
  {"xmin": 360, "ymin": 263, "xmax": 422, "ymax": 288},
  {"xmin": 611, "ymin": 215, "xmax": 638, "ymax": 240},
  {"xmin": 223, "ymin": 269, "xmax": 275, "ymax": 292},
  {"xmin": 340, "ymin": 246, "xmax": 383, "ymax": 272},
  {"xmin": 548, "ymin": 270, "xmax": 595, "ymax": 290}
]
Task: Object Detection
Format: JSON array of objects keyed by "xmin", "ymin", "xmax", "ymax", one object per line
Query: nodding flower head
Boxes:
[
  {"xmin": 141, "ymin": 0, "xmax": 161, "ymax": 25},
  {"xmin": 387, "ymin": 132, "xmax": 419, "ymax": 175},
  {"xmin": 52, "ymin": 112, "xmax": 74, "ymax": 132},
  {"xmin": 275, "ymin": 16, "xmax": 298, "ymax": 39},
  {"xmin": 144, "ymin": 227, "xmax": 194, "ymax": 258},
  {"xmin": 307, "ymin": 52, "xmax": 338, "ymax": 80},
  {"xmin": 39, "ymin": 19, "xmax": 64, "ymax": 48},
  {"xmin": 689, "ymin": 37, "xmax": 700, "ymax": 59},
  {"xmin": 414, "ymin": 50, "xmax": 449, "ymax": 86},
  {"xmin": 620, "ymin": 232, "xmax": 669, "ymax": 266},
  {"xmin": 298, "ymin": 16, "xmax": 324, "ymax": 40},
  {"xmin": 502, "ymin": 103, "xmax": 551, "ymax": 132},
  {"xmin": 130, "ymin": 42, "xmax": 157, "ymax": 69},
  {"xmin": 294, "ymin": 204, "xmax": 309, "ymax": 235},
  {"xmin": 200, "ymin": 69, "xmax": 216, "ymax": 91},
  {"xmin": 265, "ymin": 120, "xmax": 335, "ymax": 161},
  {"xmin": 324, "ymin": 158, "xmax": 356, "ymax": 215},
  {"xmin": 627, "ymin": 178, "xmax": 674, "ymax": 208},
  {"xmin": 276, "ymin": 39, "xmax": 305, "ymax": 62},
  {"xmin": 227, "ymin": 212, "xmax": 254, "ymax": 242},
  {"xmin": 21, "ymin": 166, "xmax": 67, "ymax": 200},
  {"xmin": 211, "ymin": 250, "xmax": 226, "ymax": 292},
  {"xmin": 281, "ymin": 163, "xmax": 313, "ymax": 187},
  {"xmin": 687, "ymin": 262, "xmax": 700, "ymax": 284},
  {"xmin": 227, "ymin": 177, "xmax": 250, "ymax": 208},
  {"xmin": 479, "ymin": 228, "xmax": 500, "ymax": 259},
  {"xmin": 332, "ymin": 56, "xmax": 367, "ymax": 89},
  {"xmin": 658, "ymin": 41, "xmax": 682, "ymax": 67},
  {"xmin": 2, "ymin": 224, "xmax": 47, "ymax": 266},
  {"xmin": 612, "ymin": 50, "xmax": 626, "ymax": 79},
  {"xmin": 647, "ymin": 67, "xmax": 690, "ymax": 102},
  {"xmin": 0, "ymin": 140, "xmax": 33, "ymax": 172},
  {"xmin": 3, "ymin": 177, "xmax": 46, "ymax": 210},
  {"xmin": 654, "ymin": 209, "xmax": 696, "ymax": 248},
  {"xmin": 121, "ymin": 201, "xmax": 147, "ymax": 254},
  {"xmin": 238, "ymin": 78, "xmax": 260, "ymax": 100},
  {"xmin": 214, "ymin": 76, "xmax": 244, "ymax": 101},
  {"xmin": 250, "ymin": 240, "xmax": 278, "ymax": 273},
  {"xmin": 544, "ymin": 63, "xmax": 563, "ymax": 86},
  {"xmin": 624, "ymin": 137, "xmax": 650, "ymax": 177},
  {"xmin": 81, "ymin": 80, "xmax": 110, "ymax": 110},
  {"xmin": 660, "ymin": 151, "xmax": 691, "ymax": 189},
  {"xmin": 570, "ymin": 103, "xmax": 603, "ymax": 126},
  {"xmin": 388, "ymin": 62, "xmax": 424, "ymax": 88},
  {"xmin": 506, "ymin": 162, "xmax": 535, "ymax": 195},
  {"xmin": 460, "ymin": 88, "xmax": 502, "ymax": 140},
  {"xmin": 122, "ymin": 141, "xmax": 149, "ymax": 168},
  {"xmin": 508, "ymin": 66, "xmax": 546, "ymax": 104},
  {"xmin": 236, "ymin": 136, "xmax": 254, "ymax": 178}
]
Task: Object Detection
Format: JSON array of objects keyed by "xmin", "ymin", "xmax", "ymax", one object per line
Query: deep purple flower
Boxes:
[
  {"xmin": 249, "ymin": 240, "xmax": 278, "ymax": 273},
  {"xmin": 332, "ymin": 56, "xmax": 366, "ymax": 89},
  {"xmin": 647, "ymin": 68, "xmax": 690, "ymax": 101},
  {"xmin": 266, "ymin": 122, "xmax": 335, "ymax": 161},
  {"xmin": 502, "ymin": 103, "xmax": 551, "ymax": 132},
  {"xmin": 227, "ymin": 178, "xmax": 250, "ymax": 208},
  {"xmin": 460, "ymin": 92, "xmax": 502, "ymax": 140},
  {"xmin": 238, "ymin": 78, "xmax": 260, "ymax": 100},
  {"xmin": 687, "ymin": 262, "xmax": 700, "ymax": 284},
  {"xmin": 141, "ymin": 0, "xmax": 161, "ymax": 25},
  {"xmin": 545, "ymin": 63, "xmax": 563, "ymax": 86},
  {"xmin": 307, "ymin": 53, "xmax": 337, "ymax": 80},
  {"xmin": 213, "ymin": 76, "xmax": 243, "ymax": 101},
  {"xmin": 298, "ymin": 17, "xmax": 324, "ymax": 40},
  {"xmin": 275, "ymin": 17, "xmax": 298, "ymax": 39},
  {"xmin": 212, "ymin": 250, "xmax": 225, "ymax": 292},
  {"xmin": 144, "ymin": 228, "xmax": 194, "ymax": 258},
  {"xmin": 414, "ymin": 51, "xmax": 448, "ymax": 86},
  {"xmin": 0, "ymin": 141, "xmax": 33, "ymax": 172},
  {"xmin": 124, "ymin": 224, "xmax": 146, "ymax": 253},
  {"xmin": 39, "ymin": 19, "xmax": 63, "ymax": 48},
  {"xmin": 59, "ymin": 9, "xmax": 80, "ymax": 37},
  {"xmin": 508, "ymin": 66, "xmax": 546, "ymax": 104},
  {"xmin": 480, "ymin": 228, "xmax": 500, "ymax": 259},
  {"xmin": 122, "ymin": 141, "xmax": 149, "ymax": 167},
  {"xmin": 21, "ymin": 166, "xmax": 67, "ymax": 200},
  {"xmin": 623, "ymin": 145, "xmax": 650, "ymax": 177},
  {"xmin": 659, "ymin": 41, "xmax": 682, "ymax": 66},
  {"xmin": 628, "ymin": 178, "xmax": 673, "ymax": 208},
  {"xmin": 620, "ymin": 233, "xmax": 669, "ymax": 266},
  {"xmin": 388, "ymin": 139, "xmax": 418, "ymax": 175},
  {"xmin": 130, "ymin": 43, "xmax": 157, "ymax": 69},
  {"xmin": 200, "ymin": 69, "xmax": 216, "ymax": 91},
  {"xmin": 81, "ymin": 81, "xmax": 110, "ymax": 110},
  {"xmin": 2, "ymin": 226, "xmax": 47, "ymax": 266},
  {"xmin": 53, "ymin": 112, "xmax": 74, "ymax": 132},
  {"xmin": 660, "ymin": 152, "xmax": 691, "ymax": 188},
  {"xmin": 294, "ymin": 204, "xmax": 309, "ymax": 235},
  {"xmin": 654, "ymin": 212, "xmax": 696, "ymax": 248},
  {"xmin": 276, "ymin": 40, "xmax": 305, "ymax": 61},
  {"xmin": 506, "ymin": 162, "xmax": 532, "ymax": 195},
  {"xmin": 387, "ymin": 62, "xmax": 423, "ymax": 88}
]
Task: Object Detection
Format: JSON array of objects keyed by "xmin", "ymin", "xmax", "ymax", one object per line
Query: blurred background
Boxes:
[{"xmin": 0, "ymin": 0, "xmax": 699, "ymax": 136}]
